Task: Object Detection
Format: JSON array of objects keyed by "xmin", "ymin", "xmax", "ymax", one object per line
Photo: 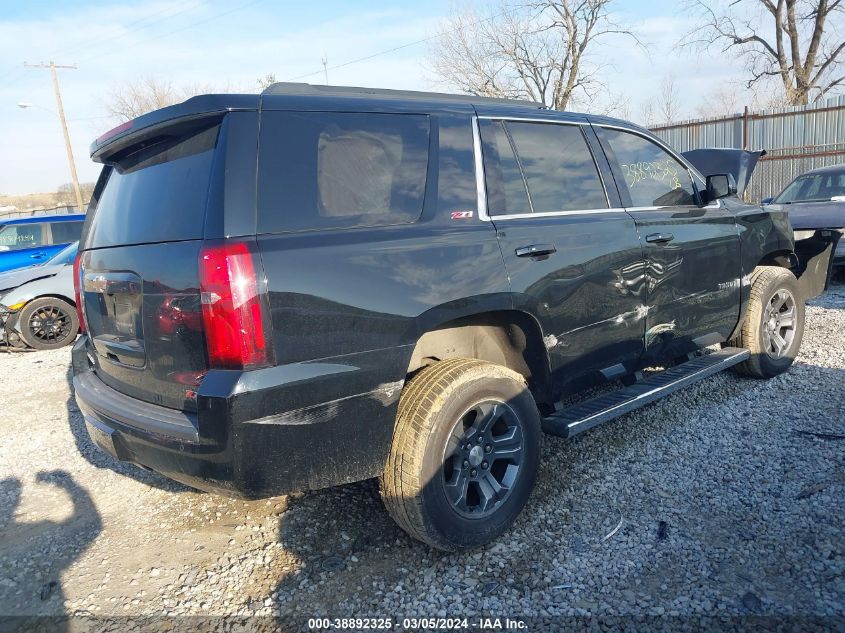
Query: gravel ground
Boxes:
[{"xmin": 1, "ymin": 282, "xmax": 843, "ymax": 630}]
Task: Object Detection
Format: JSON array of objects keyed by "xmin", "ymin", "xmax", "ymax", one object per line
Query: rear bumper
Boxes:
[{"xmin": 71, "ymin": 336, "xmax": 406, "ymax": 498}]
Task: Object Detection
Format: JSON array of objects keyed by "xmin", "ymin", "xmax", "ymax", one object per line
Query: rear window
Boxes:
[
  {"xmin": 84, "ymin": 124, "xmax": 220, "ymax": 248},
  {"xmin": 50, "ymin": 220, "xmax": 83, "ymax": 244},
  {"xmin": 258, "ymin": 112, "xmax": 430, "ymax": 233}
]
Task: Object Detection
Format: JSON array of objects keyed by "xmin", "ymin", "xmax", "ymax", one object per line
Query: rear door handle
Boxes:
[
  {"xmin": 515, "ymin": 244, "xmax": 557, "ymax": 258},
  {"xmin": 30, "ymin": 252, "xmax": 47, "ymax": 259},
  {"xmin": 645, "ymin": 233, "xmax": 674, "ymax": 244}
]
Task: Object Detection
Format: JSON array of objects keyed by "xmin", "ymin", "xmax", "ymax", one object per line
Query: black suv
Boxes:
[{"xmin": 72, "ymin": 83, "xmax": 838, "ymax": 550}]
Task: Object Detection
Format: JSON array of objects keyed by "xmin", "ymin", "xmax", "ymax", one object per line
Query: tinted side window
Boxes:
[
  {"xmin": 258, "ymin": 112, "xmax": 430, "ymax": 233},
  {"xmin": 0, "ymin": 223, "xmax": 46, "ymax": 251},
  {"xmin": 50, "ymin": 220, "xmax": 83, "ymax": 244},
  {"xmin": 479, "ymin": 120, "xmax": 530, "ymax": 216},
  {"xmin": 602, "ymin": 128, "xmax": 696, "ymax": 207},
  {"xmin": 506, "ymin": 122, "xmax": 608, "ymax": 212}
]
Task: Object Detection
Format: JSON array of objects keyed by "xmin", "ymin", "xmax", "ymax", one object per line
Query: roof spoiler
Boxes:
[
  {"xmin": 89, "ymin": 94, "xmax": 259, "ymax": 162},
  {"xmin": 682, "ymin": 148, "xmax": 766, "ymax": 195}
]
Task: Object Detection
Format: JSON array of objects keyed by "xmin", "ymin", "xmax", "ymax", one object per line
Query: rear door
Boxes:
[
  {"xmin": 477, "ymin": 115, "xmax": 646, "ymax": 390},
  {"xmin": 594, "ymin": 124, "xmax": 742, "ymax": 361},
  {"xmin": 0, "ymin": 222, "xmax": 52, "ymax": 271},
  {"xmin": 79, "ymin": 116, "xmax": 237, "ymax": 411}
]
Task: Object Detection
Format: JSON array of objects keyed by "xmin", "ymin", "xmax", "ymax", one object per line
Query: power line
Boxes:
[
  {"xmin": 0, "ymin": 1, "xmax": 204, "ymax": 88},
  {"xmin": 285, "ymin": 6, "xmax": 517, "ymax": 83},
  {"xmin": 58, "ymin": 0, "xmax": 206, "ymax": 65},
  {"xmin": 75, "ymin": 0, "xmax": 266, "ymax": 66}
]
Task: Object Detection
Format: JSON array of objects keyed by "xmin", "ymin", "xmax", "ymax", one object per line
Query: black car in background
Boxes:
[
  {"xmin": 764, "ymin": 164, "xmax": 845, "ymax": 268},
  {"xmin": 71, "ymin": 83, "xmax": 838, "ymax": 551}
]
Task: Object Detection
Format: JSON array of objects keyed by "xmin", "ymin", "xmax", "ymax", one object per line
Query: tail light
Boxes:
[
  {"xmin": 198, "ymin": 240, "xmax": 274, "ymax": 370},
  {"xmin": 72, "ymin": 252, "xmax": 86, "ymax": 333}
]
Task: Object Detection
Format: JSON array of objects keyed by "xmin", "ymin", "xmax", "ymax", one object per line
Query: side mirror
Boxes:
[
  {"xmin": 706, "ymin": 174, "xmax": 737, "ymax": 201},
  {"xmin": 761, "ymin": 197, "xmax": 774, "ymax": 204}
]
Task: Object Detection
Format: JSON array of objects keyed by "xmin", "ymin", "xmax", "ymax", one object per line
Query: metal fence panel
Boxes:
[{"xmin": 651, "ymin": 96, "xmax": 845, "ymax": 202}]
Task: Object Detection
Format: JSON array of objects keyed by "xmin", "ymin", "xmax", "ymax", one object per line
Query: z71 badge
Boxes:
[{"xmin": 450, "ymin": 210, "xmax": 474, "ymax": 220}]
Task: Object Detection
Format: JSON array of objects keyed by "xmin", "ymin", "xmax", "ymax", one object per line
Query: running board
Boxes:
[{"xmin": 542, "ymin": 348, "xmax": 750, "ymax": 439}]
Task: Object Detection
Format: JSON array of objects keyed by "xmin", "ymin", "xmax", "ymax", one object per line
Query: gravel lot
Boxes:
[{"xmin": 1, "ymin": 282, "xmax": 843, "ymax": 630}]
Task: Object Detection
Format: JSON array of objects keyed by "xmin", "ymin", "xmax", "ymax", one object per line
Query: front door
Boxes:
[
  {"xmin": 594, "ymin": 125, "xmax": 742, "ymax": 361},
  {"xmin": 476, "ymin": 116, "xmax": 647, "ymax": 392}
]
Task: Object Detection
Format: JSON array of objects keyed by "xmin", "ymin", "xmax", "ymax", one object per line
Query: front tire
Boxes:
[
  {"xmin": 731, "ymin": 266, "xmax": 804, "ymax": 378},
  {"xmin": 18, "ymin": 297, "xmax": 79, "ymax": 350},
  {"xmin": 379, "ymin": 358, "xmax": 541, "ymax": 551}
]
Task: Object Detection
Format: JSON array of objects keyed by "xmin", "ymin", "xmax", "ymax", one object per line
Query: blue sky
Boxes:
[{"xmin": 0, "ymin": 0, "xmax": 745, "ymax": 194}]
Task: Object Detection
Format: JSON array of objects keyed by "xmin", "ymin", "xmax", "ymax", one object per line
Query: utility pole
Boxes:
[
  {"xmin": 23, "ymin": 61, "xmax": 85, "ymax": 213},
  {"xmin": 321, "ymin": 54, "xmax": 329, "ymax": 85}
]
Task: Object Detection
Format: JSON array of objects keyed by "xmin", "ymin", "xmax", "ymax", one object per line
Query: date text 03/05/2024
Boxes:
[{"xmin": 307, "ymin": 617, "xmax": 528, "ymax": 630}]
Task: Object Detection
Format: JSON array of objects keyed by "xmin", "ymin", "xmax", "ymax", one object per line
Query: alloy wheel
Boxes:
[
  {"xmin": 762, "ymin": 289, "xmax": 797, "ymax": 358},
  {"xmin": 441, "ymin": 400, "xmax": 524, "ymax": 519}
]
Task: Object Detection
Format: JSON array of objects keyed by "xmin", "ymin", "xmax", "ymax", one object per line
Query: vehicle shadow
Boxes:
[
  {"xmin": 265, "ymin": 384, "xmax": 572, "ymax": 627},
  {"xmin": 0, "ymin": 471, "xmax": 102, "ymax": 630},
  {"xmin": 263, "ymin": 359, "xmax": 845, "ymax": 626},
  {"xmin": 63, "ymin": 364, "xmax": 191, "ymax": 493}
]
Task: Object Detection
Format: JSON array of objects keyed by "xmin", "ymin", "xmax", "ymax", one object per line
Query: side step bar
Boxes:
[{"xmin": 542, "ymin": 347, "xmax": 750, "ymax": 439}]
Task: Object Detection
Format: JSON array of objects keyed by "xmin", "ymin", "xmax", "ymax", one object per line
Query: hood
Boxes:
[
  {"xmin": 773, "ymin": 200, "xmax": 845, "ymax": 231},
  {"xmin": 681, "ymin": 148, "xmax": 766, "ymax": 195},
  {"xmin": 0, "ymin": 263, "xmax": 64, "ymax": 296}
]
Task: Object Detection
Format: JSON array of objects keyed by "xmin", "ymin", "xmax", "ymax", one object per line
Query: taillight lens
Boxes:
[
  {"xmin": 72, "ymin": 252, "xmax": 86, "ymax": 333},
  {"xmin": 198, "ymin": 240, "xmax": 274, "ymax": 370}
]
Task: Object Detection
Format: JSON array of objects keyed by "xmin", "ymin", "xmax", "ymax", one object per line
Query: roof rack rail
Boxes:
[{"xmin": 261, "ymin": 82, "xmax": 543, "ymax": 107}]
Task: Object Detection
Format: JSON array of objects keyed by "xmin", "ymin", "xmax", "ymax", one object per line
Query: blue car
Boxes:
[{"xmin": 0, "ymin": 214, "xmax": 85, "ymax": 273}]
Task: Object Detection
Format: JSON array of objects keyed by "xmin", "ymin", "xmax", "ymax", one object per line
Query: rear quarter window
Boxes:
[
  {"xmin": 84, "ymin": 123, "xmax": 220, "ymax": 249},
  {"xmin": 258, "ymin": 112, "xmax": 430, "ymax": 233},
  {"xmin": 50, "ymin": 220, "xmax": 83, "ymax": 244}
]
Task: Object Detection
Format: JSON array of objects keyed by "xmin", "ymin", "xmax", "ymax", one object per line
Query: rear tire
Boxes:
[
  {"xmin": 18, "ymin": 297, "xmax": 79, "ymax": 350},
  {"xmin": 731, "ymin": 266, "xmax": 804, "ymax": 378},
  {"xmin": 379, "ymin": 358, "xmax": 541, "ymax": 551}
]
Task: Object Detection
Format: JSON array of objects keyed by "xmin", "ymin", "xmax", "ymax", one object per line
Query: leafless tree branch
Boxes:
[
  {"xmin": 682, "ymin": 0, "xmax": 845, "ymax": 105},
  {"xmin": 427, "ymin": 0, "xmax": 639, "ymax": 110}
]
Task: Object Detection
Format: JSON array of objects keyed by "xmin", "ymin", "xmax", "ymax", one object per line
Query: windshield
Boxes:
[
  {"xmin": 48, "ymin": 241, "xmax": 78, "ymax": 266},
  {"xmin": 774, "ymin": 170, "xmax": 845, "ymax": 203}
]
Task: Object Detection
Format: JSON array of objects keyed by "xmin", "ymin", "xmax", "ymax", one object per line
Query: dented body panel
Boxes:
[{"xmin": 73, "ymin": 89, "xmax": 817, "ymax": 499}]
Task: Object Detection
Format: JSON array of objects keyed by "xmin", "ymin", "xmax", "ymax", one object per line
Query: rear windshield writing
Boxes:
[
  {"xmin": 258, "ymin": 112, "xmax": 430, "ymax": 232},
  {"xmin": 84, "ymin": 124, "xmax": 219, "ymax": 248}
]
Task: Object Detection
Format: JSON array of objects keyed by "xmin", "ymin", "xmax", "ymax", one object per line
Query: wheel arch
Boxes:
[
  {"xmin": 405, "ymin": 309, "xmax": 553, "ymax": 407},
  {"xmin": 757, "ymin": 249, "xmax": 798, "ymax": 270}
]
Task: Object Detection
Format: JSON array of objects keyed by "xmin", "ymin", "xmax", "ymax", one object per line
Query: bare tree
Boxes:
[
  {"xmin": 695, "ymin": 85, "xmax": 742, "ymax": 118},
  {"xmin": 104, "ymin": 77, "xmax": 218, "ymax": 122},
  {"xmin": 257, "ymin": 73, "xmax": 277, "ymax": 90},
  {"xmin": 56, "ymin": 182, "xmax": 95, "ymax": 207},
  {"xmin": 637, "ymin": 101, "xmax": 657, "ymax": 127},
  {"xmin": 428, "ymin": 0, "xmax": 640, "ymax": 110},
  {"xmin": 685, "ymin": 0, "xmax": 845, "ymax": 105},
  {"xmin": 658, "ymin": 76, "xmax": 683, "ymax": 124}
]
